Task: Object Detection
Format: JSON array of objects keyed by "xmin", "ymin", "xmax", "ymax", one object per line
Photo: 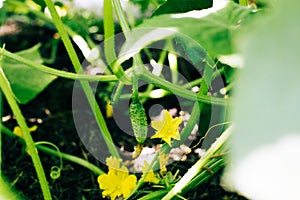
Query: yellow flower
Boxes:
[
  {"xmin": 13, "ymin": 125, "xmax": 38, "ymax": 138},
  {"xmin": 141, "ymin": 161, "xmax": 160, "ymax": 184},
  {"xmin": 151, "ymin": 110, "xmax": 182, "ymax": 146},
  {"xmin": 98, "ymin": 157, "xmax": 137, "ymax": 200}
]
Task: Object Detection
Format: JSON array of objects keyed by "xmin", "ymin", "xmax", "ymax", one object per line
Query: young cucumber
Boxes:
[{"xmin": 129, "ymin": 99, "xmax": 147, "ymax": 144}]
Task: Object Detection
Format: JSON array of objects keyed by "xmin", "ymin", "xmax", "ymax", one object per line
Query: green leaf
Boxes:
[
  {"xmin": 173, "ymin": 36, "xmax": 208, "ymax": 71},
  {"xmin": 231, "ymin": 0, "xmax": 300, "ymax": 164},
  {"xmin": 2, "ymin": 44, "xmax": 57, "ymax": 104},
  {"xmin": 223, "ymin": 0, "xmax": 300, "ymax": 199},
  {"xmin": 119, "ymin": 1, "xmax": 253, "ymax": 63},
  {"xmin": 152, "ymin": 0, "xmax": 213, "ymax": 16}
]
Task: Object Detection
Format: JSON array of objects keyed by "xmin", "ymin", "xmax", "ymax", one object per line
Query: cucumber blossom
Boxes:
[{"xmin": 129, "ymin": 99, "xmax": 148, "ymax": 144}]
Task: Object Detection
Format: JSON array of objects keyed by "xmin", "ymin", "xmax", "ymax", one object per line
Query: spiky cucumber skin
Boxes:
[{"xmin": 129, "ymin": 100, "xmax": 147, "ymax": 144}]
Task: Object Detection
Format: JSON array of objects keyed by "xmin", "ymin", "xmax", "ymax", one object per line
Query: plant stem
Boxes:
[
  {"xmin": 112, "ymin": 0, "xmax": 145, "ymax": 67},
  {"xmin": 43, "ymin": 0, "xmax": 120, "ymax": 158},
  {"xmin": 37, "ymin": 145, "xmax": 104, "ymax": 175},
  {"xmin": 1, "ymin": 49, "xmax": 117, "ymax": 82},
  {"xmin": 119, "ymin": 67, "xmax": 226, "ymax": 101},
  {"xmin": 103, "ymin": 0, "xmax": 116, "ymax": 62},
  {"xmin": 182, "ymin": 149, "xmax": 226, "ymax": 193},
  {"xmin": 138, "ymin": 189, "xmax": 169, "ymax": 200},
  {"xmin": 137, "ymin": 69, "xmax": 228, "ymax": 106},
  {"xmin": 162, "ymin": 125, "xmax": 232, "ymax": 199},
  {"xmin": 112, "ymin": 0, "xmax": 131, "ymax": 37},
  {"xmin": 160, "ymin": 62, "xmax": 215, "ymax": 199},
  {"xmin": 0, "ymin": 69, "xmax": 52, "ymax": 200},
  {"xmin": 104, "ymin": 0, "xmax": 129, "ymax": 81},
  {"xmin": 239, "ymin": 0, "xmax": 248, "ymax": 6},
  {"xmin": 1, "ymin": 125, "xmax": 105, "ymax": 175},
  {"xmin": 111, "ymin": 81, "xmax": 125, "ymax": 104}
]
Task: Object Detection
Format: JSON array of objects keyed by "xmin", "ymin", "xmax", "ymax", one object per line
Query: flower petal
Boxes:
[
  {"xmin": 121, "ymin": 175, "xmax": 137, "ymax": 198},
  {"xmin": 172, "ymin": 131, "xmax": 181, "ymax": 140},
  {"xmin": 150, "ymin": 130, "xmax": 165, "ymax": 139},
  {"xmin": 151, "ymin": 120, "xmax": 164, "ymax": 130},
  {"xmin": 150, "ymin": 110, "xmax": 183, "ymax": 146},
  {"xmin": 98, "ymin": 174, "xmax": 114, "ymax": 190},
  {"xmin": 98, "ymin": 156, "xmax": 137, "ymax": 200},
  {"xmin": 162, "ymin": 136, "xmax": 172, "ymax": 146},
  {"xmin": 172, "ymin": 117, "xmax": 182, "ymax": 128},
  {"xmin": 164, "ymin": 110, "xmax": 173, "ymax": 120}
]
